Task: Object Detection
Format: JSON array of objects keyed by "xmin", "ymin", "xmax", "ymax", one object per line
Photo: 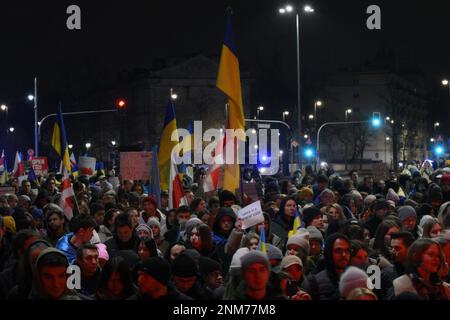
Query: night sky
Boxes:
[{"xmin": 1, "ymin": 0, "xmax": 450, "ymax": 155}]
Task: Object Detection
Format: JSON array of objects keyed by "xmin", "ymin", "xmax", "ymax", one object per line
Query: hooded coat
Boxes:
[
  {"xmin": 55, "ymin": 232, "xmax": 78, "ymax": 264},
  {"xmin": 127, "ymin": 282, "xmax": 192, "ymax": 300},
  {"xmin": 28, "ymin": 248, "xmax": 84, "ymax": 300},
  {"xmin": 105, "ymin": 231, "xmax": 140, "ymax": 257}
]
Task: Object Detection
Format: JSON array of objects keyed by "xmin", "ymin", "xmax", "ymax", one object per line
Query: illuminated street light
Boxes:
[
  {"xmin": 0, "ymin": 104, "xmax": 7, "ymax": 111},
  {"xmin": 68, "ymin": 144, "xmax": 73, "ymax": 149},
  {"xmin": 111, "ymin": 140, "xmax": 116, "ymax": 146},
  {"xmin": 442, "ymin": 79, "xmax": 449, "ymax": 86},
  {"xmin": 27, "ymin": 94, "xmax": 34, "ymax": 101},
  {"xmin": 85, "ymin": 142, "xmax": 91, "ymax": 149},
  {"xmin": 308, "ymin": 114, "xmax": 314, "ymax": 120},
  {"xmin": 304, "ymin": 5, "xmax": 315, "ymax": 12},
  {"xmin": 9, "ymin": 127, "xmax": 15, "ymax": 133}
]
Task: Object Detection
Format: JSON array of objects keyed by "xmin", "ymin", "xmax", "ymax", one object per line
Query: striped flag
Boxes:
[
  {"xmin": 168, "ymin": 152, "xmax": 185, "ymax": 209},
  {"xmin": 51, "ymin": 104, "xmax": 71, "ymax": 173},
  {"xmin": 216, "ymin": 12, "xmax": 245, "ymax": 195},
  {"xmin": 288, "ymin": 208, "xmax": 303, "ymax": 238},
  {"xmin": 0, "ymin": 150, "xmax": 5, "ymax": 173},
  {"xmin": 158, "ymin": 99, "xmax": 179, "ymax": 191},
  {"xmin": 258, "ymin": 222, "xmax": 267, "ymax": 253},
  {"xmin": 203, "ymin": 129, "xmax": 225, "ymax": 193},
  {"xmin": 59, "ymin": 167, "xmax": 75, "ymax": 220},
  {"xmin": 13, "ymin": 151, "xmax": 25, "ymax": 177}
]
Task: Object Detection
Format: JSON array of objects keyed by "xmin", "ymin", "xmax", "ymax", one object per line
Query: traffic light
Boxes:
[
  {"xmin": 117, "ymin": 98, "xmax": 126, "ymax": 110},
  {"xmin": 371, "ymin": 112, "xmax": 381, "ymax": 127}
]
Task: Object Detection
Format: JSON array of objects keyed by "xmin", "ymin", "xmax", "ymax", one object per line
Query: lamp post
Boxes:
[
  {"xmin": 282, "ymin": 110, "xmax": 289, "ymax": 122},
  {"xmin": 314, "ymin": 100, "xmax": 322, "ymax": 132},
  {"xmin": 257, "ymin": 106, "xmax": 264, "ymax": 119},
  {"xmin": 345, "ymin": 108, "xmax": 352, "ymax": 122},
  {"xmin": 279, "ymin": 4, "xmax": 315, "ymax": 166}
]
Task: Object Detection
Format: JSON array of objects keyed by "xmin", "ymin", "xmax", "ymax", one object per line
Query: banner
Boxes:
[
  {"xmin": 31, "ymin": 157, "xmax": 48, "ymax": 176},
  {"xmin": 120, "ymin": 152, "xmax": 152, "ymax": 180},
  {"xmin": 237, "ymin": 200, "xmax": 264, "ymax": 230},
  {"xmin": 78, "ymin": 156, "xmax": 97, "ymax": 177},
  {"xmin": 0, "ymin": 187, "xmax": 15, "ymax": 196}
]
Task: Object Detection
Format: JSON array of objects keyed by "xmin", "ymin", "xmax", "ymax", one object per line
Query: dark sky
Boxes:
[{"xmin": 1, "ymin": 0, "xmax": 449, "ymax": 153}]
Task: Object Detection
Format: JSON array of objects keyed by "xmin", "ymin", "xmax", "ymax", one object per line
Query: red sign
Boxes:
[{"xmin": 31, "ymin": 157, "xmax": 48, "ymax": 176}]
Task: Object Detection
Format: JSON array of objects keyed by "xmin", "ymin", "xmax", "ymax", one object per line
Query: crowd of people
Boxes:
[{"xmin": 0, "ymin": 160, "xmax": 449, "ymax": 300}]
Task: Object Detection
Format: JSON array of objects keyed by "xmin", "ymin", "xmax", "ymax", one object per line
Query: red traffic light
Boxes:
[{"xmin": 117, "ymin": 99, "xmax": 126, "ymax": 109}]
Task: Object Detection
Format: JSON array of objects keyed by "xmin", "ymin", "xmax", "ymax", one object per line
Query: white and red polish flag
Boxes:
[{"xmin": 59, "ymin": 167, "xmax": 75, "ymax": 220}]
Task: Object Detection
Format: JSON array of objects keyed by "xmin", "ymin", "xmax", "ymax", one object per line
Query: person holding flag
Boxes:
[
  {"xmin": 271, "ymin": 197, "xmax": 301, "ymax": 246},
  {"xmin": 258, "ymin": 222, "xmax": 267, "ymax": 254}
]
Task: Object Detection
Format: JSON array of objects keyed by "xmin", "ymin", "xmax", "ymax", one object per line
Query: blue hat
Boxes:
[{"xmin": 32, "ymin": 208, "xmax": 44, "ymax": 220}]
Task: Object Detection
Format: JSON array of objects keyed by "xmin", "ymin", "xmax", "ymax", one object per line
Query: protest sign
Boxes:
[
  {"xmin": 237, "ymin": 200, "xmax": 264, "ymax": 230},
  {"xmin": 31, "ymin": 157, "xmax": 48, "ymax": 176},
  {"xmin": 120, "ymin": 152, "xmax": 152, "ymax": 180},
  {"xmin": 78, "ymin": 156, "xmax": 97, "ymax": 177},
  {"xmin": 0, "ymin": 187, "xmax": 15, "ymax": 196}
]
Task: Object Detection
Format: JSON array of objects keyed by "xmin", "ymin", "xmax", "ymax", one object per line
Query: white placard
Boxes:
[
  {"xmin": 78, "ymin": 156, "xmax": 97, "ymax": 177},
  {"xmin": 237, "ymin": 200, "xmax": 264, "ymax": 230}
]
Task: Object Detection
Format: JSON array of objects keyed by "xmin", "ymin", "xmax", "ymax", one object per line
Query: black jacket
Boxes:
[
  {"xmin": 127, "ymin": 283, "xmax": 192, "ymax": 300},
  {"xmin": 105, "ymin": 233, "xmax": 140, "ymax": 256}
]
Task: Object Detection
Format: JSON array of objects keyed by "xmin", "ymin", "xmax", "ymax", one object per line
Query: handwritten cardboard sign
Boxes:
[
  {"xmin": 237, "ymin": 200, "xmax": 264, "ymax": 230},
  {"xmin": 119, "ymin": 152, "xmax": 152, "ymax": 180}
]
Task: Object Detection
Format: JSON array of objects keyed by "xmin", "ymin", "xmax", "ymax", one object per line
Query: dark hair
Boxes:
[
  {"xmin": 323, "ymin": 233, "xmax": 350, "ymax": 278},
  {"xmin": 279, "ymin": 196, "xmax": 298, "ymax": 218},
  {"xmin": 443, "ymin": 212, "xmax": 450, "ymax": 229},
  {"xmin": 317, "ymin": 175, "xmax": 329, "ymax": 184},
  {"xmin": 350, "ymin": 240, "xmax": 368, "ymax": 258},
  {"xmin": 190, "ymin": 198, "xmax": 204, "ymax": 212},
  {"xmin": 341, "ymin": 220, "xmax": 365, "ymax": 242},
  {"xmin": 69, "ymin": 214, "xmax": 97, "ymax": 233},
  {"xmin": 137, "ymin": 238, "xmax": 158, "ymax": 258},
  {"xmin": 373, "ymin": 219, "xmax": 400, "ymax": 259},
  {"xmin": 104, "ymin": 208, "xmax": 120, "ymax": 230},
  {"xmin": 114, "ymin": 212, "xmax": 132, "ymax": 229},
  {"xmin": 76, "ymin": 243, "xmax": 99, "ymax": 259},
  {"xmin": 11, "ymin": 229, "xmax": 41, "ymax": 259},
  {"xmin": 208, "ymin": 197, "xmax": 220, "ymax": 208},
  {"xmin": 391, "ymin": 231, "xmax": 415, "ymax": 248},
  {"xmin": 189, "ymin": 223, "xmax": 213, "ymax": 252},
  {"xmin": 176, "ymin": 205, "xmax": 191, "ymax": 215},
  {"xmin": 406, "ymin": 239, "xmax": 444, "ymax": 280},
  {"xmin": 97, "ymin": 257, "xmax": 134, "ymax": 299}
]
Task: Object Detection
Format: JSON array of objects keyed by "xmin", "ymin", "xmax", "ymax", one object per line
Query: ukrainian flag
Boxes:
[
  {"xmin": 51, "ymin": 105, "xmax": 71, "ymax": 173},
  {"xmin": 288, "ymin": 208, "xmax": 303, "ymax": 238},
  {"xmin": 158, "ymin": 100, "xmax": 179, "ymax": 191},
  {"xmin": 258, "ymin": 222, "xmax": 267, "ymax": 254},
  {"xmin": 217, "ymin": 12, "xmax": 245, "ymax": 194}
]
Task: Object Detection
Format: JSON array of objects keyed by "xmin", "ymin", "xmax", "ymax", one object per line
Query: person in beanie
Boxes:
[
  {"xmin": 280, "ymin": 255, "xmax": 311, "ymax": 300},
  {"xmin": 365, "ymin": 199, "xmax": 391, "ymax": 238},
  {"xmin": 266, "ymin": 244, "xmax": 283, "ymax": 270},
  {"xmin": 129, "ymin": 256, "xmax": 191, "ymax": 300},
  {"xmin": 198, "ymin": 256, "xmax": 224, "ymax": 299},
  {"xmin": 147, "ymin": 218, "xmax": 169, "ymax": 255},
  {"xmin": 171, "ymin": 252, "xmax": 206, "ymax": 300},
  {"xmin": 136, "ymin": 223, "xmax": 152, "ymax": 239},
  {"xmin": 228, "ymin": 251, "xmax": 283, "ymax": 300},
  {"xmin": 298, "ymin": 187, "xmax": 314, "ymax": 206},
  {"xmin": 398, "ymin": 205, "xmax": 420, "ymax": 239},
  {"xmin": 302, "ymin": 233, "xmax": 351, "ymax": 300},
  {"xmin": 304, "ymin": 226, "xmax": 324, "ymax": 275},
  {"xmin": 338, "ymin": 266, "xmax": 369, "ymax": 299},
  {"xmin": 286, "ymin": 234, "xmax": 310, "ymax": 265}
]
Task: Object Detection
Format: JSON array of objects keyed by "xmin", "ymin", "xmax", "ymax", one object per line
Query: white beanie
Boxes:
[
  {"xmin": 229, "ymin": 247, "xmax": 250, "ymax": 276},
  {"xmin": 339, "ymin": 266, "xmax": 369, "ymax": 299}
]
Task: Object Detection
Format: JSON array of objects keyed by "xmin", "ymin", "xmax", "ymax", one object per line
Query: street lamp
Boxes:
[
  {"xmin": 27, "ymin": 94, "xmax": 34, "ymax": 101},
  {"xmin": 9, "ymin": 127, "xmax": 14, "ymax": 133},
  {"xmin": 314, "ymin": 100, "xmax": 323, "ymax": 132},
  {"xmin": 345, "ymin": 109, "xmax": 352, "ymax": 121},
  {"xmin": 282, "ymin": 110, "xmax": 289, "ymax": 122},
  {"xmin": 0, "ymin": 104, "xmax": 7, "ymax": 111},
  {"xmin": 257, "ymin": 105, "xmax": 264, "ymax": 119},
  {"xmin": 308, "ymin": 114, "xmax": 314, "ymax": 120},
  {"xmin": 85, "ymin": 142, "xmax": 91, "ymax": 150},
  {"xmin": 430, "ymin": 138, "xmax": 435, "ymax": 142},
  {"xmin": 279, "ymin": 4, "xmax": 315, "ymax": 166},
  {"xmin": 434, "ymin": 122, "xmax": 440, "ymax": 130},
  {"xmin": 111, "ymin": 140, "xmax": 116, "ymax": 146},
  {"xmin": 303, "ymin": 134, "xmax": 308, "ymax": 139},
  {"xmin": 68, "ymin": 144, "xmax": 73, "ymax": 149}
]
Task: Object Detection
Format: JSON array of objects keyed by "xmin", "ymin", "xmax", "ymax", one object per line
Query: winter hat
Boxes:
[
  {"xmin": 437, "ymin": 202, "xmax": 450, "ymax": 226},
  {"xmin": 299, "ymin": 187, "xmax": 314, "ymax": 199},
  {"xmin": 96, "ymin": 243, "xmax": 109, "ymax": 262},
  {"xmin": 364, "ymin": 195, "xmax": 377, "ymax": 207},
  {"xmin": 139, "ymin": 257, "xmax": 171, "ymax": 285},
  {"xmin": 419, "ymin": 215, "xmax": 435, "ymax": 228},
  {"xmin": 386, "ymin": 200, "xmax": 396, "ymax": 209},
  {"xmin": 319, "ymin": 188, "xmax": 335, "ymax": 200},
  {"xmin": 2, "ymin": 216, "xmax": 16, "ymax": 233},
  {"xmin": 183, "ymin": 249, "xmax": 201, "ymax": 264},
  {"xmin": 31, "ymin": 208, "xmax": 44, "ymax": 220},
  {"xmin": 372, "ymin": 199, "xmax": 390, "ymax": 212},
  {"xmin": 136, "ymin": 223, "xmax": 153, "ymax": 236},
  {"xmin": 198, "ymin": 257, "xmax": 222, "ymax": 276},
  {"xmin": 436, "ymin": 230, "xmax": 450, "ymax": 245},
  {"xmin": 307, "ymin": 226, "xmax": 324, "ymax": 242},
  {"xmin": 229, "ymin": 247, "xmax": 250, "ymax": 275},
  {"xmin": 295, "ymin": 228, "xmax": 310, "ymax": 240},
  {"xmin": 339, "ymin": 266, "xmax": 369, "ymax": 299},
  {"xmin": 240, "ymin": 250, "xmax": 270, "ymax": 274},
  {"xmin": 404, "ymin": 199, "xmax": 418, "ymax": 209},
  {"xmin": 286, "ymin": 235, "xmax": 310, "ymax": 256},
  {"xmin": 266, "ymin": 244, "xmax": 283, "ymax": 261},
  {"xmin": 172, "ymin": 253, "xmax": 198, "ymax": 277},
  {"xmin": 280, "ymin": 255, "xmax": 303, "ymax": 269},
  {"xmin": 147, "ymin": 218, "xmax": 160, "ymax": 229},
  {"xmin": 89, "ymin": 202, "xmax": 105, "ymax": 215},
  {"xmin": 398, "ymin": 206, "xmax": 417, "ymax": 223},
  {"xmin": 386, "ymin": 188, "xmax": 400, "ymax": 204},
  {"xmin": 18, "ymin": 195, "xmax": 31, "ymax": 203},
  {"xmin": 429, "ymin": 186, "xmax": 443, "ymax": 202},
  {"xmin": 219, "ymin": 190, "xmax": 237, "ymax": 206},
  {"xmin": 302, "ymin": 206, "xmax": 322, "ymax": 227}
]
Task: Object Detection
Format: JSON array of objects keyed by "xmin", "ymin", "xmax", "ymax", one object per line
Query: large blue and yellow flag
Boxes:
[
  {"xmin": 217, "ymin": 12, "xmax": 245, "ymax": 194},
  {"xmin": 158, "ymin": 100, "xmax": 179, "ymax": 191},
  {"xmin": 258, "ymin": 222, "xmax": 267, "ymax": 254},
  {"xmin": 288, "ymin": 208, "xmax": 303, "ymax": 238},
  {"xmin": 51, "ymin": 105, "xmax": 71, "ymax": 173}
]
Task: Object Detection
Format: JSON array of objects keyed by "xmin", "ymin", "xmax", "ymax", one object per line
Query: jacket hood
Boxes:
[
  {"xmin": 30, "ymin": 247, "xmax": 70, "ymax": 300},
  {"xmin": 323, "ymin": 233, "xmax": 349, "ymax": 280},
  {"xmin": 212, "ymin": 207, "xmax": 236, "ymax": 236},
  {"xmin": 437, "ymin": 202, "xmax": 450, "ymax": 225}
]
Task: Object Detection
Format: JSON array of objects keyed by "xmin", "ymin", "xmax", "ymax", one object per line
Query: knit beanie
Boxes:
[
  {"xmin": 229, "ymin": 247, "xmax": 250, "ymax": 275},
  {"xmin": 2, "ymin": 216, "xmax": 16, "ymax": 233},
  {"xmin": 136, "ymin": 223, "xmax": 153, "ymax": 235},
  {"xmin": 280, "ymin": 255, "xmax": 303, "ymax": 269},
  {"xmin": 398, "ymin": 205, "xmax": 417, "ymax": 223},
  {"xmin": 240, "ymin": 250, "xmax": 270, "ymax": 274},
  {"xmin": 96, "ymin": 243, "xmax": 109, "ymax": 262},
  {"xmin": 139, "ymin": 257, "xmax": 171, "ymax": 285},
  {"xmin": 266, "ymin": 244, "xmax": 283, "ymax": 261},
  {"xmin": 172, "ymin": 253, "xmax": 198, "ymax": 277},
  {"xmin": 319, "ymin": 188, "xmax": 335, "ymax": 200},
  {"xmin": 147, "ymin": 217, "xmax": 161, "ymax": 228},
  {"xmin": 419, "ymin": 215, "xmax": 435, "ymax": 228},
  {"xmin": 32, "ymin": 208, "xmax": 44, "ymax": 220},
  {"xmin": 307, "ymin": 226, "xmax": 324, "ymax": 242},
  {"xmin": 286, "ymin": 235, "xmax": 311, "ymax": 256},
  {"xmin": 386, "ymin": 188, "xmax": 400, "ymax": 204},
  {"xmin": 339, "ymin": 266, "xmax": 369, "ymax": 298},
  {"xmin": 302, "ymin": 206, "xmax": 322, "ymax": 227},
  {"xmin": 364, "ymin": 195, "xmax": 377, "ymax": 207},
  {"xmin": 198, "ymin": 256, "xmax": 222, "ymax": 276}
]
